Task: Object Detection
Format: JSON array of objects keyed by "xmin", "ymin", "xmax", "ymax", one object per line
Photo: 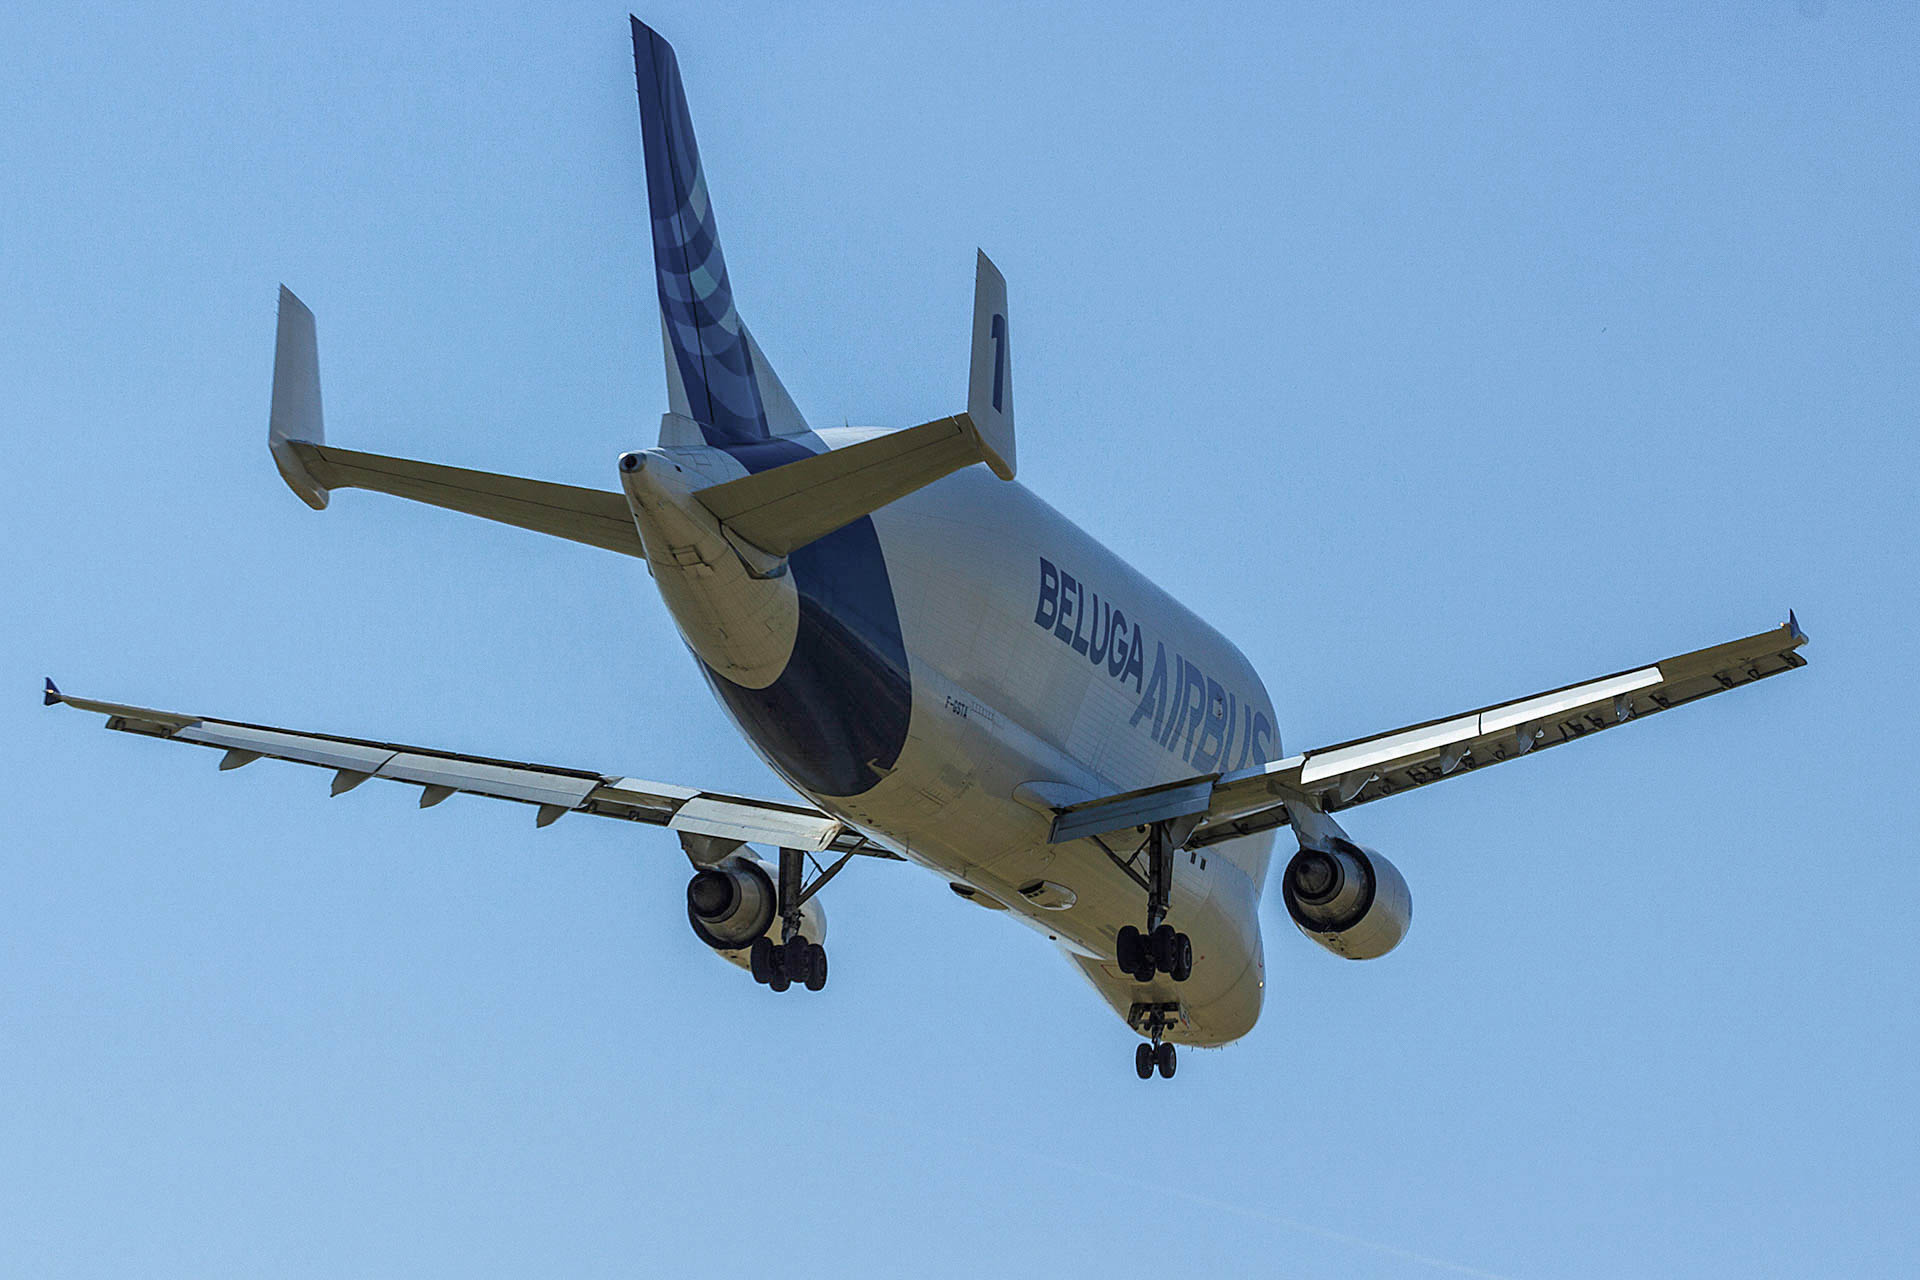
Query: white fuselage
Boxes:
[{"xmin": 624, "ymin": 425, "xmax": 1278, "ymax": 1046}]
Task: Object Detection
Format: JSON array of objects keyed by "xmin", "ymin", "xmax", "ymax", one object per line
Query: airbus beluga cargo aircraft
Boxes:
[{"xmin": 48, "ymin": 19, "xmax": 1808, "ymax": 1079}]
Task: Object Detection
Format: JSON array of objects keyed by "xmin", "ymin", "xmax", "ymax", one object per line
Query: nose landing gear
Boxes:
[
  {"xmin": 1129, "ymin": 1001, "xmax": 1183, "ymax": 1080},
  {"xmin": 1133, "ymin": 1040, "xmax": 1177, "ymax": 1080}
]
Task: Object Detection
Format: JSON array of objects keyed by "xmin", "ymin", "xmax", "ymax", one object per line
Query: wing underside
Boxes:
[
  {"xmin": 1050, "ymin": 615, "xmax": 1810, "ymax": 848},
  {"xmin": 44, "ymin": 684, "xmax": 895, "ymax": 858}
]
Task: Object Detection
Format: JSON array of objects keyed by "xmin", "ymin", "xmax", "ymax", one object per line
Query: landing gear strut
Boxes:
[
  {"xmin": 749, "ymin": 846, "xmax": 832, "ymax": 994},
  {"xmin": 1115, "ymin": 820, "xmax": 1194, "ymax": 984}
]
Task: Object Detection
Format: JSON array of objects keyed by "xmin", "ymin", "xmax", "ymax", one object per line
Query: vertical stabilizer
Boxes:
[{"xmin": 630, "ymin": 17, "xmax": 807, "ymax": 444}]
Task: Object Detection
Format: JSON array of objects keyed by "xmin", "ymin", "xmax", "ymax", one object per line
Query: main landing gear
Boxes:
[
  {"xmin": 751, "ymin": 846, "xmax": 830, "ymax": 994},
  {"xmin": 1116, "ymin": 923, "xmax": 1193, "ymax": 984},
  {"xmin": 1115, "ymin": 820, "xmax": 1194, "ymax": 984},
  {"xmin": 1115, "ymin": 820, "xmax": 1197, "ymax": 1080},
  {"xmin": 749, "ymin": 934, "xmax": 826, "ymax": 992}
]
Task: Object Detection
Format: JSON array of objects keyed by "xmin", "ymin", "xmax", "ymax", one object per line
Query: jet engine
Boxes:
[
  {"xmin": 1281, "ymin": 842, "xmax": 1411, "ymax": 960},
  {"xmin": 685, "ymin": 855, "xmax": 826, "ymax": 970}
]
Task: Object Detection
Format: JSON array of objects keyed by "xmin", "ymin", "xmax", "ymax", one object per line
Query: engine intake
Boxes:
[
  {"xmin": 1281, "ymin": 842, "xmax": 1411, "ymax": 960},
  {"xmin": 685, "ymin": 855, "xmax": 827, "ymax": 970},
  {"xmin": 686, "ymin": 857, "xmax": 777, "ymax": 950}
]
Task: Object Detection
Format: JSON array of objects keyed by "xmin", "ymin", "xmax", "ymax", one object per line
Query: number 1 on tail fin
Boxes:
[
  {"xmin": 966, "ymin": 250, "xmax": 1017, "ymax": 481},
  {"xmin": 990, "ymin": 313, "xmax": 1008, "ymax": 412}
]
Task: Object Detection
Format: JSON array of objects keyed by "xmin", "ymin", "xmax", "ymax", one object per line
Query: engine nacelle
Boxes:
[
  {"xmin": 685, "ymin": 856, "xmax": 827, "ymax": 970},
  {"xmin": 1281, "ymin": 842, "xmax": 1411, "ymax": 960}
]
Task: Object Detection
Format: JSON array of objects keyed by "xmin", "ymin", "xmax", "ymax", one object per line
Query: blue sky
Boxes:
[{"xmin": 3, "ymin": 2, "xmax": 1915, "ymax": 1276}]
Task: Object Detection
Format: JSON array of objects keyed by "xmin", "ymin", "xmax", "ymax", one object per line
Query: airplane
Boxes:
[{"xmin": 45, "ymin": 18, "xmax": 1809, "ymax": 1080}]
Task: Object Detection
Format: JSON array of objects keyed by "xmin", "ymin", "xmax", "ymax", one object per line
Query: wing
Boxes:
[
  {"xmin": 43, "ymin": 682, "xmax": 896, "ymax": 858},
  {"xmin": 1050, "ymin": 614, "xmax": 1809, "ymax": 848}
]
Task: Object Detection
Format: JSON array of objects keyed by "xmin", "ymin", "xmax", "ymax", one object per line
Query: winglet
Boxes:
[
  {"xmin": 962, "ymin": 251, "xmax": 1016, "ymax": 481},
  {"xmin": 269, "ymin": 285, "xmax": 330, "ymax": 510},
  {"xmin": 43, "ymin": 677, "xmax": 62, "ymax": 707},
  {"xmin": 1787, "ymin": 610, "xmax": 1808, "ymax": 645}
]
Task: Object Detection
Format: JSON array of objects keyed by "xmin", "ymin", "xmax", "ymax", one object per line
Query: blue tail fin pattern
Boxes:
[
  {"xmin": 630, "ymin": 17, "xmax": 907, "ymax": 800},
  {"xmin": 632, "ymin": 17, "xmax": 800, "ymax": 445}
]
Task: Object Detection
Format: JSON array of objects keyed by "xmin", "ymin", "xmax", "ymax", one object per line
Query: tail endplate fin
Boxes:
[
  {"xmin": 269, "ymin": 285, "xmax": 329, "ymax": 509},
  {"xmin": 964, "ymin": 251, "xmax": 1016, "ymax": 480},
  {"xmin": 630, "ymin": 17, "xmax": 805, "ymax": 443}
]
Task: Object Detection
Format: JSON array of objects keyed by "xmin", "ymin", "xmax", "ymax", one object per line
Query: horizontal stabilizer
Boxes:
[
  {"xmin": 263, "ymin": 287, "xmax": 641, "ymax": 557},
  {"xmin": 690, "ymin": 251, "xmax": 1021, "ymax": 558},
  {"xmin": 695, "ymin": 415, "xmax": 988, "ymax": 557},
  {"xmin": 288, "ymin": 443, "xmax": 642, "ymax": 557}
]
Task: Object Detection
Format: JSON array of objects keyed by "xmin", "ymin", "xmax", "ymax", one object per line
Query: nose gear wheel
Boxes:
[{"xmin": 1128, "ymin": 1002, "xmax": 1183, "ymax": 1080}]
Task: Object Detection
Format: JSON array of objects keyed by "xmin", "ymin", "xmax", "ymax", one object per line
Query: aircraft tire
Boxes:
[
  {"xmin": 1150, "ymin": 924, "xmax": 1179, "ymax": 973},
  {"xmin": 750, "ymin": 937, "xmax": 775, "ymax": 984},
  {"xmin": 1171, "ymin": 933, "xmax": 1194, "ymax": 983},
  {"xmin": 1135, "ymin": 1043, "xmax": 1155, "ymax": 1079}
]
